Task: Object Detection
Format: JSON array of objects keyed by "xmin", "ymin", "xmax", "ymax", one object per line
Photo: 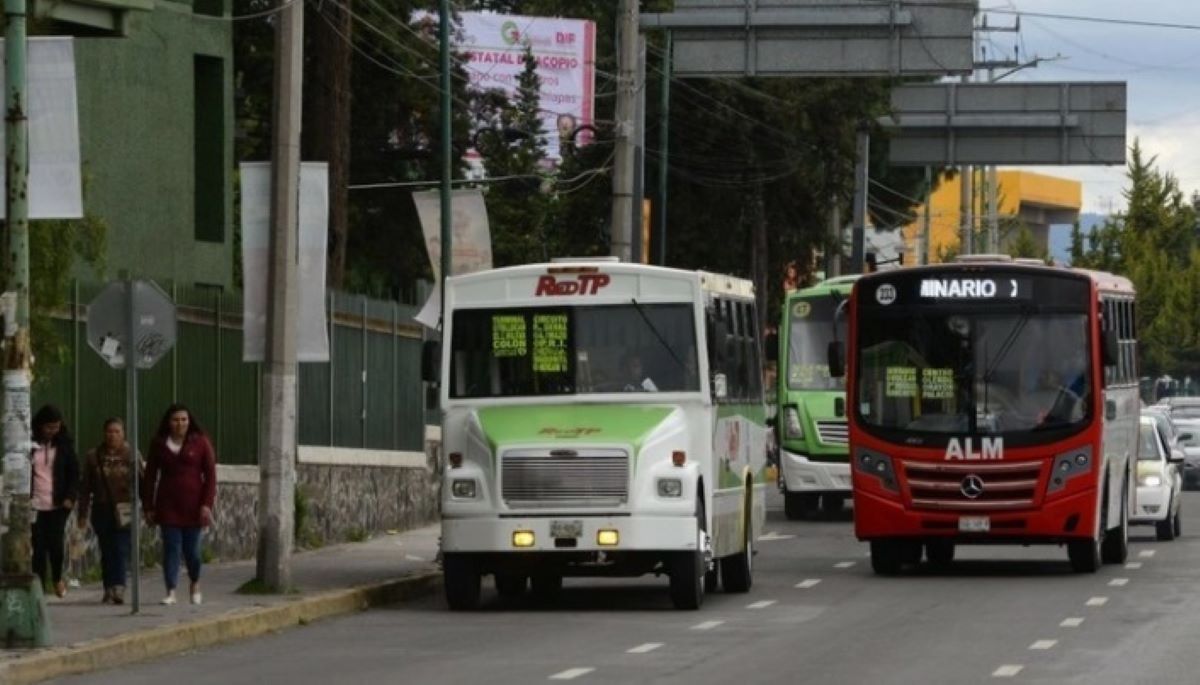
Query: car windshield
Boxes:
[
  {"xmin": 856, "ymin": 310, "xmax": 1092, "ymax": 439},
  {"xmin": 786, "ymin": 295, "xmax": 847, "ymax": 391},
  {"xmin": 1169, "ymin": 406, "xmax": 1200, "ymax": 419},
  {"xmin": 449, "ymin": 304, "xmax": 700, "ymax": 398},
  {"xmin": 1139, "ymin": 423, "xmax": 1163, "ymax": 461}
]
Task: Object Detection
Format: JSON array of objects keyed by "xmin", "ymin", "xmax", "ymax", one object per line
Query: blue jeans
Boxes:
[
  {"xmin": 92, "ymin": 505, "xmax": 131, "ymax": 590},
  {"xmin": 160, "ymin": 526, "xmax": 202, "ymax": 592}
]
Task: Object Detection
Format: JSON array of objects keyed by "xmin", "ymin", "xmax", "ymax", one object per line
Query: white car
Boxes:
[{"xmin": 1132, "ymin": 415, "xmax": 1184, "ymax": 540}]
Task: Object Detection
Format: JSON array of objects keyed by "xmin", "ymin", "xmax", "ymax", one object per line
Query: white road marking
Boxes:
[
  {"xmin": 627, "ymin": 643, "xmax": 663, "ymax": 654},
  {"xmin": 1125, "ymin": 562, "xmax": 1143, "ymax": 570},
  {"xmin": 1029, "ymin": 640, "xmax": 1058, "ymax": 651},
  {"xmin": 549, "ymin": 668, "xmax": 594, "ymax": 680},
  {"xmin": 758, "ymin": 531, "xmax": 796, "ymax": 541},
  {"xmin": 691, "ymin": 620, "xmax": 724, "ymax": 631},
  {"xmin": 992, "ymin": 665, "xmax": 1024, "ymax": 678},
  {"xmin": 1061, "ymin": 617, "xmax": 1085, "ymax": 628},
  {"xmin": 1086, "ymin": 596, "xmax": 1109, "ymax": 607},
  {"xmin": 1140, "ymin": 550, "xmax": 1156, "ymax": 558},
  {"xmin": 404, "ymin": 555, "xmax": 426, "ymax": 562},
  {"xmin": 1109, "ymin": 578, "xmax": 1130, "ymax": 587},
  {"xmin": 746, "ymin": 600, "xmax": 777, "ymax": 609},
  {"xmin": 795, "ymin": 579, "xmax": 822, "ymax": 589},
  {"xmin": 834, "ymin": 561, "xmax": 857, "ymax": 569}
]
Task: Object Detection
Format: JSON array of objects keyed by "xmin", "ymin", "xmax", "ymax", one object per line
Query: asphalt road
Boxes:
[{"xmin": 55, "ymin": 491, "xmax": 1200, "ymax": 685}]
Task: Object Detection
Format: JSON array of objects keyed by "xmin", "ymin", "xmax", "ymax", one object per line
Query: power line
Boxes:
[{"xmin": 987, "ymin": 8, "xmax": 1200, "ymax": 32}]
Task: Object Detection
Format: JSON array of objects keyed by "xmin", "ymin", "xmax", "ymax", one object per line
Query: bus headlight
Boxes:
[
  {"xmin": 1140, "ymin": 474, "xmax": 1163, "ymax": 488},
  {"xmin": 784, "ymin": 406, "xmax": 804, "ymax": 439},
  {"xmin": 854, "ymin": 449, "xmax": 897, "ymax": 492},
  {"xmin": 658, "ymin": 478, "xmax": 683, "ymax": 498},
  {"xmin": 1047, "ymin": 447, "xmax": 1093, "ymax": 494},
  {"xmin": 451, "ymin": 479, "xmax": 477, "ymax": 498}
]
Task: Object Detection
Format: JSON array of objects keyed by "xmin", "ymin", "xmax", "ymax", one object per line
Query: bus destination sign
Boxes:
[{"xmin": 919, "ymin": 277, "xmax": 1032, "ymax": 301}]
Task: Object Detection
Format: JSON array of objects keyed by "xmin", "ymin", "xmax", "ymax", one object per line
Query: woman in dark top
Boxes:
[
  {"xmin": 78, "ymin": 417, "xmax": 143, "ymax": 605},
  {"xmin": 29, "ymin": 404, "xmax": 79, "ymax": 598},
  {"xmin": 144, "ymin": 403, "xmax": 216, "ymax": 606}
]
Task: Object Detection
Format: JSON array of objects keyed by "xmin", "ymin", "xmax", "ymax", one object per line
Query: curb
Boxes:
[{"xmin": 0, "ymin": 572, "xmax": 443, "ymax": 685}]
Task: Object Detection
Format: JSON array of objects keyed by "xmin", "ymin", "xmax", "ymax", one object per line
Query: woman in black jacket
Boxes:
[{"xmin": 30, "ymin": 404, "xmax": 79, "ymax": 598}]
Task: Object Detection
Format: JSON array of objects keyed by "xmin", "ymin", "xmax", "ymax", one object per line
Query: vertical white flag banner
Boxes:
[
  {"xmin": 240, "ymin": 162, "xmax": 330, "ymax": 362},
  {"xmin": 412, "ymin": 188, "xmax": 493, "ymax": 329},
  {"xmin": 0, "ymin": 37, "xmax": 83, "ymax": 219}
]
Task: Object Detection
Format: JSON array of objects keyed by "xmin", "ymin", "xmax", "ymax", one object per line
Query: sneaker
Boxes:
[
  {"xmin": 54, "ymin": 581, "xmax": 66, "ymax": 598},
  {"xmin": 190, "ymin": 591, "xmax": 203, "ymax": 606},
  {"xmin": 161, "ymin": 591, "xmax": 177, "ymax": 605},
  {"xmin": 111, "ymin": 586, "xmax": 125, "ymax": 605},
  {"xmin": 101, "ymin": 588, "xmax": 113, "ymax": 604}
]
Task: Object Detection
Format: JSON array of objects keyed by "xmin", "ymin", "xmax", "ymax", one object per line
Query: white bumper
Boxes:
[
  {"xmin": 441, "ymin": 515, "xmax": 699, "ymax": 553},
  {"xmin": 781, "ymin": 449, "xmax": 851, "ymax": 493},
  {"xmin": 1131, "ymin": 485, "xmax": 1171, "ymax": 522}
]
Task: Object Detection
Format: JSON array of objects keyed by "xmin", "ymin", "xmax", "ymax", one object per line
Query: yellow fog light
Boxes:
[
  {"xmin": 512, "ymin": 530, "xmax": 535, "ymax": 548},
  {"xmin": 597, "ymin": 529, "xmax": 619, "ymax": 546}
]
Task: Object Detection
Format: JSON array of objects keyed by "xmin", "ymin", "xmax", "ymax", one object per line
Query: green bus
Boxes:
[{"xmin": 776, "ymin": 276, "xmax": 858, "ymax": 519}]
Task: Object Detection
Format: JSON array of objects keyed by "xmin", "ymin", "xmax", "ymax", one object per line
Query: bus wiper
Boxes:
[
  {"xmin": 978, "ymin": 307, "xmax": 1033, "ymax": 413},
  {"xmin": 630, "ymin": 298, "xmax": 688, "ymax": 372}
]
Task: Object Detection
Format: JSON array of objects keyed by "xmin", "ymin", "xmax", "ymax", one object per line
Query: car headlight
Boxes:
[
  {"xmin": 784, "ymin": 406, "xmax": 804, "ymax": 439},
  {"xmin": 451, "ymin": 479, "xmax": 477, "ymax": 498},
  {"xmin": 657, "ymin": 478, "xmax": 683, "ymax": 498},
  {"xmin": 854, "ymin": 449, "xmax": 897, "ymax": 491},
  {"xmin": 1139, "ymin": 474, "xmax": 1163, "ymax": 488}
]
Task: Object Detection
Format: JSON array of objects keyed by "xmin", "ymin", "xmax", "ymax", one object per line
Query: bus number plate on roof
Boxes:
[{"xmin": 959, "ymin": 516, "xmax": 990, "ymax": 533}]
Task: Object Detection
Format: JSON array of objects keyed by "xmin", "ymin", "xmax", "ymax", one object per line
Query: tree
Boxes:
[{"xmin": 1008, "ymin": 225, "xmax": 1047, "ymax": 261}]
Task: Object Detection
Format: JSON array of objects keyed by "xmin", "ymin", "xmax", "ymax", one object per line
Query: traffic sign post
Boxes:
[{"xmin": 87, "ymin": 280, "xmax": 176, "ymax": 614}]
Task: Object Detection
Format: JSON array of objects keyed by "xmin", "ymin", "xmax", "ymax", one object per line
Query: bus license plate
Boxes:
[
  {"xmin": 551, "ymin": 520, "xmax": 583, "ymax": 538},
  {"xmin": 959, "ymin": 516, "xmax": 990, "ymax": 533}
]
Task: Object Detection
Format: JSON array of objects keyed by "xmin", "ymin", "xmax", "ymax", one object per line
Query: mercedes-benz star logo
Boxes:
[{"xmin": 961, "ymin": 474, "xmax": 985, "ymax": 499}]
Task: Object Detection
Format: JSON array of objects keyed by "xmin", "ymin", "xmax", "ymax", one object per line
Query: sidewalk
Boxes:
[{"xmin": 0, "ymin": 524, "xmax": 442, "ymax": 684}]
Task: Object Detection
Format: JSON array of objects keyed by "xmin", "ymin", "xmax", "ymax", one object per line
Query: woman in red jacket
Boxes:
[{"xmin": 144, "ymin": 403, "xmax": 216, "ymax": 606}]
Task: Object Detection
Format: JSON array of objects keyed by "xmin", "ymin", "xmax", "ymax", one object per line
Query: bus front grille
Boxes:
[
  {"xmin": 501, "ymin": 448, "xmax": 629, "ymax": 507},
  {"xmin": 815, "ymin": 420, "xmax": 848, "ymax": 446},
  {"xmin": 903, "ymin": 460, "xmax": 1042, "ymax": 512}
]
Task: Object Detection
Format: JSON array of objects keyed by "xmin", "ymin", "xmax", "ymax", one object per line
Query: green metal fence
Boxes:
[{"xmin": 33, "ymin": 280, "xmax": 429, "ymax": 464}]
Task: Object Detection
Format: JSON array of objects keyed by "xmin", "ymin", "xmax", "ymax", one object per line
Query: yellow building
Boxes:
[{"xmin": 903, "ymin": 170, "xmax": 1082, "ymax": 263}]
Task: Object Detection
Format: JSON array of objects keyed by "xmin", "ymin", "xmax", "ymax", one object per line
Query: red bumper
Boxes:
[{"xmin": 854, "ymin": 486, "xmax": 1099, "ymax": 544}]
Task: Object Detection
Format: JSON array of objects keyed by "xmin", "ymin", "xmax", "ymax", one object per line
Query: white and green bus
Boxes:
[{"xmin": 426, "ymin": 259, "xmax": 768, "ymax": 610}]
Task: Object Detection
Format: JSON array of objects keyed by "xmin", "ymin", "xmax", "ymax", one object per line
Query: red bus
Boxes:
[{"xmin": 832, "ymin": 257, "xmax": 1139, "ymax": 574}]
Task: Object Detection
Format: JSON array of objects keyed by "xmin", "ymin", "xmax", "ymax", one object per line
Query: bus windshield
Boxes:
[
  {"xmin": 450, "ymin": 303, "xmax": 700, "ymax": 399},
  {"xmin": 856, "ymin": 309, "xmax": 1093, "ymax": 442},
  {"xmin": 786, "ymin": 295, "xmax": 847, "ymax": 391}
]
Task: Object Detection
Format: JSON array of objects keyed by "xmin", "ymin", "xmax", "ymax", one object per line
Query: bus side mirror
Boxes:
[
  {"xmin": 827, "ymin": 341, "xmax": 846, "ymax": 379},
  {"xmin": 834, "ymin": 397, "xmax": 846, "ymax": 418},
  {"xmin": 421, "ymin": 340, "xmax": 441, "ymax": 385},
  {"xmin": 1102, "ymin": 328, "xmax": 1119, "ymax": 367},
  {"xmin": 712, "ymin": 372, "xmax": 729, "ymax": 400}
]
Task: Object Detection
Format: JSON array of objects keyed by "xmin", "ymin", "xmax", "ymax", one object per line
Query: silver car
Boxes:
[{"xmin": 1173, "ymin": 418, "xmax": 1200, "ymax": 490}]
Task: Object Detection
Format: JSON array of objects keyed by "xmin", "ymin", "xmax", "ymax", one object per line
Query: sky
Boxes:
[{"xmin": 985, "ymin": 0, "xmax": 1200, "ymax": 214}]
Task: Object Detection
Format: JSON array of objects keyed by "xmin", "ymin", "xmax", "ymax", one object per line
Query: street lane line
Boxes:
[
  {"xmin": 758, "ymin": 531, "xmax": 796, "ymax": 541},
  {"xmin": 1029, "ymin": 640, "xmax": 1058, "ymax": 650},
  {"xmin": 405, "ymin": 555, "xmax": 426, "ymax": 562},
  {"xmin": 1061, "ymin": 617, "xmax": 1085, "ymax": 628},
  {"xmin": 549, "ymin": 668, "xmax": 594, "ymax": 680},
  {"xmin": 992, "ymin": 665, "xmax": 1023, "ymax": 678},
  {"xmin": 834, "ymin": 561, "xmax": 857, "ymax": 569},
  {"xmin": 627, "ymin": 643, "xmax": 663, "ymax": 654},
  {"xmin": 1125, "ymin": 562, "xmax": 1143, "ymax": 570},
  {"xmin": 747, "ymin": 600, "xmax": 777, "ymax": 609},
  {"xmin": 1086, "ymin": 597, "xmax": 1109, "ymax": 607},
  {"xmin": 1109, "ymin": 578, "xmax": 1129, "ymax": 587},
  {"xmin": 795, "ymin": 579, "xmax": 822, "ymax": 589},
  {"xmin": 1139, "ymin": 550, "xmax": 1156, "ymax": 558},
  {"xmin": 691, "ymin": 620, "xmax": 724, "ymax": 631}
]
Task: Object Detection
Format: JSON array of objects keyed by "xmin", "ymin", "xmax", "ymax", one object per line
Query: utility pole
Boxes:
[
  {"xmin": 850, "ymin": 126, "xmax": 869, "ymax": 274},
  {"xmin": 611, "ymin": 0, "xmax": 638, "ymax": 261},
  {"xmin": 438, "ymin": 0, "xmax": 452, "ymax": 301},
  {"xmin": 921, "ymin": 167, "xmax": 932, "ymax": 265},
  {"xmin": 656, "ymin": 31, "xmax": 671, "ymax": 266},
  {"xmin": 826, "ymin": 195, "xmax": 841, "ymax": 277},
  {"xmin": 976, "ymin": 17, "xmax": 1022, "ymax": 254},
  {"xmin": 258, "ymin": 0, "xmax": 303, "ymax": 591},
  {"xmin": 958, "ymin": 73, "xmax": 973, "ymax": 256},
  {"xmin": 0, "ymin": 0, "xmax": 47, "ymax": 647}
]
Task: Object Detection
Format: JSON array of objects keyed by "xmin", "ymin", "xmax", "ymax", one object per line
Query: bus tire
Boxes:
[
  {"xmin": 870, "ymin": 540, "xmax": 904, "ymax": 576},
  {"xmin": 784, "ymin": 492, "xmax": 805, "ymax": 521},
  {"xmin": 494, "ymin": 573, "xmax": 527, "ymax": 598},
  {"xmin": 1101, "ymin": 479, "xmax": 1130, "ymax": 563},
  {"xmin": 721, "ymin": 491, "xmax": 754, "ymax": 593},
  {"xmin": 821, "ymin": 494, "xmax": 845, "ymax": 516},
  {"xmin": 669, "ymin": 502, "xmax": 706, "ymax": 610},
  {"xmin": 443, "ymin": 554, "xmax": 482, "ymax": 610},
  {"xmin": 926, "ymin": 541, "xmax": 955, "ymax": 566},
  {"xmin": 1067, "ymin": 538, "xmax": 1101, "ymax": 573}
]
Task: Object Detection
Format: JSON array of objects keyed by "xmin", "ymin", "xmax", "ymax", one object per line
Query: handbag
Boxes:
[{"xmin": 99, "ymin": 454, "xmax": 133, "ymax": 529}]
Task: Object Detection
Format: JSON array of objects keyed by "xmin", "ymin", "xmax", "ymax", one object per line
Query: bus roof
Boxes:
[
  {"xmin": 855, "ymin": 260, "xmax": 1135, "ymax": 296},
  {"xmin": 789, "ymin": 275, "xmax": 860, "ymax": 299}
]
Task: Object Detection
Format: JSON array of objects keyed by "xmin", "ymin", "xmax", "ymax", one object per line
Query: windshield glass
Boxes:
[
  {"xmin": 856, "ymin": 310, "xmax": 1092, "ymax": 440},
  {"xmin": 1139, "ymin": 423, "xmax": 1163, "ymax": 461},
  {"xmin": 450, "ymin": 304, "xmax": 699, "ymax": 398},
  {"xmin": 1169, "ymin": 406, "xmax": 1200, "ymax": 419},
  {"xmin": 786, "ymin": 295, "xmax": 847, "ymax": 391}
]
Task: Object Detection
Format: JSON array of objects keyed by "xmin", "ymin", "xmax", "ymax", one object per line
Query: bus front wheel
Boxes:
[
  {"xmin": 443, "ymin": 554, "xmax": 482, "ymax": 610},
  {"xmin": 1101, "ymin": 479, "xmax": 1130, "ymax": 564},
  {"xmin": 870, "ymin": 540, "xmax": 906, "ymax": 576},
  {"xmin": 1067, "ymin": 538, "xmax": 1101, "ymax": 573}
]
